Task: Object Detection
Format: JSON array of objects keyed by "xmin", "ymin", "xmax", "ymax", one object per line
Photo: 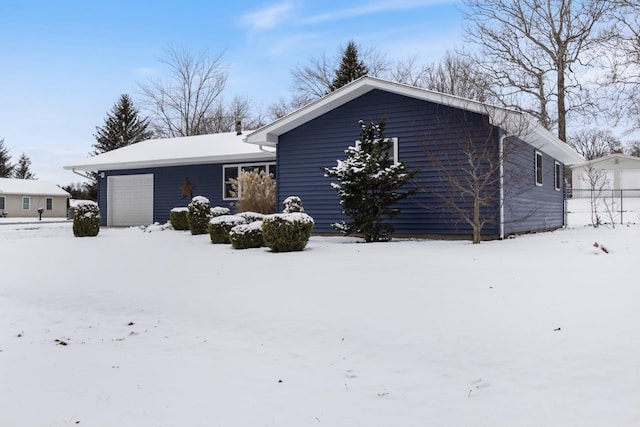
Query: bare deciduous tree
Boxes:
[
  {"xmin": 206, "ymin": 95, "xmax": 267, "ymax": 134},
  {"xmin": 462, "ymin": 0, "xmax": 615, "ymax": 142},
  {"xmin": 392, "ymin": 51, "xmax": 493, "ymax": 101},
  {"xmin": 419, "ymin": 106, "xmax": 535, "ymax": 243},
  {"xmin": 139, "ymin": 45, "xmax": 228, "ymax": 137},
  {"xmin": 278, "ymin": 41, "xmax": 390, "ymax": 117},
  {"xmin": 568, "ymin": 128, "xmax": 623, "ymax": 160},
  {"xmin": 581, "ymin": 165, "xmax": 614, "ymax": 227},
  {"xmin": 607, "ymin": 1, "xmax": 640, "ymax": 129}
]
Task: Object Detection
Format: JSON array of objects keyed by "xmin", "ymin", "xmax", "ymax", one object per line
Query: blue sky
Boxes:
[{"xmin": 0, "ymin": 0, "xmax": 464, "ymax": 185}]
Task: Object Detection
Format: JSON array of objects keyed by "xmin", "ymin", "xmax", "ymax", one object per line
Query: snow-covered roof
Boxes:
[
  {"xmin": 0, "ymin": 178, "xmax": 70, "ymax": 197},
  {"xmin": 572, "ymin": 153, "xmax": 640, "ymax": 168},
  {"xmin": 64, "ymin": 132, "xmax": 276, "ymax": 172},
  {"xmin": 245, "ymin": 76, "xmax": 585, "ymax": 165}
]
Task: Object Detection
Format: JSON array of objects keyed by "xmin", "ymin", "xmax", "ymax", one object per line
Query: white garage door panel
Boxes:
[
  {"xmin": 108, "ymin": 174, "xmax": 154, "ymax": 226},
  {"xmin": 621, "ymin": 170, "xmax": 640, "ymax": 189}
]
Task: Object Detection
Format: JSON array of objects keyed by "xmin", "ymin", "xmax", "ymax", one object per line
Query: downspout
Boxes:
[{"xmin": 499, "ymin": 134, "xmax": 506, "ymax": 240}]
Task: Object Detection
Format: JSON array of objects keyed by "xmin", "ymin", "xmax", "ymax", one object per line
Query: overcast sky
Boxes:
[{"xmin": 0, "ymin": 0, "xmax": 464, "ymax": 186}]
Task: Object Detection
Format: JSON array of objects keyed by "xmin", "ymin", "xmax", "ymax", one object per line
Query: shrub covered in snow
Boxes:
[
  {"xmin": 169, "ymin": 207, "xmax": 190, "ymax": 230},
  {"xmin": 262, "ymin": 212, "xmax": 314, "ymax": 252},
  {"xmin": 229, "ymin": 221, "xmax": 264, "ymax": 249},
  {"xmin": 211, "ymin": 206, "xmax": 231, "ymax": 217},
  {"xmin": 237, "ymin": 211, "xmax": 265, "ymax": 223},
  {"xmin": 208, "ymin": 215, "xmax": 247, "ymax": 244},
  {"xmin": 187, "ymin": 196, "xmax": 212, "ymax": 235},
  {"xmin": 72, "ymin": 201, "xmax": 100, "ymax": 237},
  {"xmin": 282, "ymin": 196, "xmax": 304, "ymax": 213}
]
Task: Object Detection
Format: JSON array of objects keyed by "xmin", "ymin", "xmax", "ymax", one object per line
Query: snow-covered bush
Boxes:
[
  {"xmin": 262, "ymin": 212, "xmax": 314, "ymax": 252},
  {"xmin": 282, "ymin": 196, "xmax": 304, "ymax": 213},
  {"xmin": 187, "ymin": 196, "xmax": 212, "ymax": 235},
  {"xmin": 208, "ymin": 214, "xmax": 247, "ymax": 244},
  {"xmin": 72, "ymin": 201, "xmax": 100, "ymax": 237},
  {"xmin": 229, "ymin": 221, "xmax": 264, "ymax": 249},
  {"xmin": 211, "ymin": 206, "xmax": 231, "ymax": 217},
  {"xmin": 169, "ymin": 207, "xmax": 189, "ymax": 230},
  {"xmin": 237, "ymin": 211, "xmax": 265, "ymax": 222}
]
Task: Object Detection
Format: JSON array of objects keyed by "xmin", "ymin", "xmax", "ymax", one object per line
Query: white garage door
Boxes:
[
  {"xmin": 621, "ymin": 170, "xmax": 640, "ymax": 196},
  {"xmin": 107, "ymin": 174, "xmax": 154, "ymax": 226}
]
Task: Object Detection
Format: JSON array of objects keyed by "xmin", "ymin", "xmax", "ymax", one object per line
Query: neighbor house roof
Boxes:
[
  {"xmin": 64, "ymin": 131, "xmax": 276, "ymax": 172},
  {"xmin": 0, "ymin": 178, "xmax": 70, "ymax": 197},
  {"xmin": 572, "ymin": 153, "xmax": 640, "ymax": 168},
  {"xmin": 245, "ymin": 76, "xmax": 584, "ymax": 165}
]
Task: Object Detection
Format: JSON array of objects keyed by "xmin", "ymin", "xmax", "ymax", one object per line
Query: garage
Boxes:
[{"xmin": 107, "ymin": 174, "xmax": 154, "ymax": 226}]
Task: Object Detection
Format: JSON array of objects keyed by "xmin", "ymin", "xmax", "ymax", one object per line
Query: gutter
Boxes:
[{"xmin": 72, "ymin": 168, "xmax": 93, "ymax": 180}]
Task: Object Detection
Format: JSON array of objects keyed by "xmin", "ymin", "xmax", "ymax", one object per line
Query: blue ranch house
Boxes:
[{"xmin": 65, "ymin": 77, "xmax": 583, "ymax": 239}]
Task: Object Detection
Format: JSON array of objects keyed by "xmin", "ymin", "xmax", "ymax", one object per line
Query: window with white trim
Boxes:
[
  {"xmin": 535, "ymin": 151, "xmax": 543, "ymax": 186},
  {"xmin": 22, "ymin": 196, "xmax": 30, "ymax": 210},
  {"xmin": 554, "ymin": 161, "xmax": 562, "ymax": 191},
  {"xmin": 0, "ymin": 196, "xmax": 4, "ymax": 210},
  {"xmin": 223, "ymin": 162, "xmax": 276, "ymax": 199},
  {"xmin": 46, "ymin": 197, "xmax": 53, "ymax": 210},
  {"xmin": 355, "ymin": 137, "xmax": 399, "ymax": 164}
]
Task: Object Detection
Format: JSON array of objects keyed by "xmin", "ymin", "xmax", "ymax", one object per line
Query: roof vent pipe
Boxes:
[{"xmin": 236, "ymin": 121, "xmax": 242, "ymax": 135}]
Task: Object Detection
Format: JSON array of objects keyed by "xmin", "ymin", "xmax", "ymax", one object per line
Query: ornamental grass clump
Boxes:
[
  {"xmin": 169, "ymin": 207, "xmax": 190, "ymax": 230},
  {"xmin": 72, "ymin": 201, "xmax": 100, "ymax": 237},
  {"xmin": 187, "ymin": 196, "xmax": 212, "ymax": 235},
  {"xmin": 230, "ymin": 169, "xmax": 276, "ymax": 214},
  {"xmin": 208, "ymin": 214, "xmax": 247, "ymax": 244},
  {"xmin": 229, "ymin": 221, "xmax": 264, "ymax": 249},
  {"xmin": 262, "ymin": 212, "xmax": 314, "ymax": 252}
]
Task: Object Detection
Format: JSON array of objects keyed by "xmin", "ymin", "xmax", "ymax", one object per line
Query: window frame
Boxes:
[
  {"xmin": 0, "ymin": 196, "xmax": 4, "ymax": 210},
  {"xmin": 535, "ymin": 151, "xmax": 543, "ymax": 186},
  {"xmin": 46, "ymin": 197, "xmax": 53, "ymax": 210},
  {"xmin": 355, "ymin": 137, "xmax": 399, "ymax": 165},
  {"xmin": 22, "ymin": 196, "xmax": 30, "ymax": 210},
  {"xmin": 554, "ymin": 161, "xmax": 562, "ymax": 191},
  {"xmin": 222, "ymin": 162, "xmax": 276, "ymax": 200}
]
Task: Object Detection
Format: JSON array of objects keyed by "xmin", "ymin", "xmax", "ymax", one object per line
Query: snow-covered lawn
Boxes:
[{"xmin": 1, "ymin": 219, "xmax": 639, "ymax": 426}]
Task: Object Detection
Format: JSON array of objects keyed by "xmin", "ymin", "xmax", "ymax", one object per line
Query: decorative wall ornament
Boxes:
[{"xmin": 180, "ymin": 178, "xmax": 195, "ymax": 199}]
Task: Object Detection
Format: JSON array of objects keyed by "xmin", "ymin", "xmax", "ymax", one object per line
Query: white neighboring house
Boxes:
[
  {"xmin": 0, "ymin": 178, "xmax": 71, "ymax": 218},
  {"xmin": 571, "ymin": 154, "xmax": 640, "ymax": 198}
]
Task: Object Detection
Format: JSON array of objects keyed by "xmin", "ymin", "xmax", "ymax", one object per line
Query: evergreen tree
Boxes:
[
  {"xmin": 13, "ymin": 153, "xmax": 36, "ymax": 179},
  {"xmin": 324, "ymin": 120, "xmax": 417, "ymax": 242},
  {"xmin": 87, "ymin": 94, "xmax": 153, "ymax": 200},
  {"xmin": 0, "ymin": 138, "xmax": 14, "ymax": 178},
  {"xmin": 329, "ymin": 41, "xmax": 369, "ymax": 91},
  {"xmin": 92, "ymin": 94, "xmax": 153, "ymax": 156}
]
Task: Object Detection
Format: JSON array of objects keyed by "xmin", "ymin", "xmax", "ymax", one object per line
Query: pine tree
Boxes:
[
  {"xmin": 87, "ymin": 94, "xmax": 153, "ymax": 199},
  {"xmin": 329, "ymin": 41, "xmax": 369, "ymax": 91},
  {"xmin": 13, "ymin": 153, "xmax": 36, "ymax": 179},
  {"xmin": 92, "ymin": 94, "xmax": 153, "ymax": 156},
  {"xmin": 0, "ymin": 138, "xmax": 14, "ymax": 178},
  {"xmin": 324, "ymin": 120, "xmax": 417, "ymax": 242}
]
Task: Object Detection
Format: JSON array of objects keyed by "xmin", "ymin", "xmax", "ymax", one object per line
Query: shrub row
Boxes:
[{"xmin": 169, "ymin": 195, "xmax": 313, "ymax": 252}]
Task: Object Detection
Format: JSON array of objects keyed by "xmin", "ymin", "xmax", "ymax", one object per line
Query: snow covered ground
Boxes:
[{"xmin": 1, "ymin": 211, "xmax": 639, "ymax": 426}]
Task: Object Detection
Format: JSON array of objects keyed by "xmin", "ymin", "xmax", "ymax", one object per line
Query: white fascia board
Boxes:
[{"xmin": 65, "ymin": 152, "xmax": 276, "ymax": 172}]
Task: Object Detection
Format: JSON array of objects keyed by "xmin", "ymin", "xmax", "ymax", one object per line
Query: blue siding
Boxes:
[
  {"xmin": 503, "ymin": 138, "xmax": 566, "ymax": 234},
  {"xmin": 277, "ymin": 89, "xmax": 503, "ymax": 237},
  {"xmin": 98, "ymin": 164, "xmax": 236, "ymax": 226}
]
